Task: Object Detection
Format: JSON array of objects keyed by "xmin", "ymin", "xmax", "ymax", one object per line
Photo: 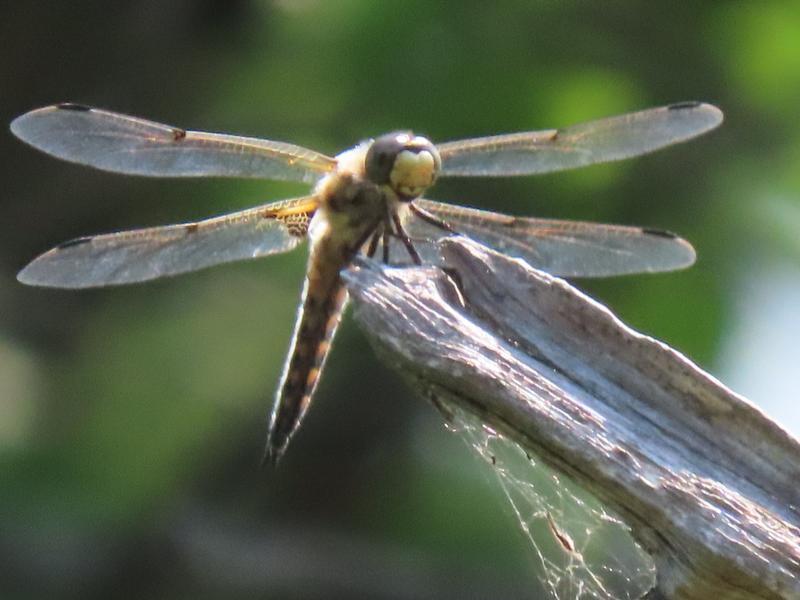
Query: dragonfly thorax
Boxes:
[{"xmin": 365, "ymin": 132, "xmax": 440, "ymax": 201}]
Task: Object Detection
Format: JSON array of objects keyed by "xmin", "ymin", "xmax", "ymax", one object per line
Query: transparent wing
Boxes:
[
  {"xmin": 18, "ymin": 196, "xmax": 318, "ymax": 288},
  {"xmin": 408, "ymin": 199, "xmax": 695, "ymax": 277},
  {"xmin": 10, "ymin": 104, "xmax": 336, "ymax": 183},
  {"xmin": 437, "ymin": 102, "xmax": 723, "ymax": 177}
]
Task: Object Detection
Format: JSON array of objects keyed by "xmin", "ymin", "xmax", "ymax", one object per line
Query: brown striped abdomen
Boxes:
[{"xmin": 264, "ymin": 236, "xmax": 352, "ymax": 465}]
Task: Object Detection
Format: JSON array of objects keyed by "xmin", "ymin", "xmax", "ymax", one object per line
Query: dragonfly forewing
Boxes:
[
  {"xmin": 18, "ymin": 196, "xmax": 317, "ymax": 288},
  {"xmin": 438, "ymin": 102, "xmax": 723, "ymax": 177},
  {"xmin": 10, "ymin": 104, "xmax": 337, "ymax": 183},
  {"xmin": 409, "ymin": 199, "xmax": 695, "ymax": 277}
]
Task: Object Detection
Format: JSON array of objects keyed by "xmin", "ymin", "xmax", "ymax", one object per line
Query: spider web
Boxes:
[{"xmin": 442, "ymin": 401, "xmax": 656, "ymax": 600}]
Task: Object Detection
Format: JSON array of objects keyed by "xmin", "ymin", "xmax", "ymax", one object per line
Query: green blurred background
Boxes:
[{"xmin": 1, "ymin": 1, "xmax": 799, "ymax": 598}]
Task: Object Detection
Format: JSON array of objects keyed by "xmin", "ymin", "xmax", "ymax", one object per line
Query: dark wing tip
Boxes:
[
  {"xmin": 668, "ymin": 101, "xmax": 724, "ymax": 129},
  {"xmin": 638, "ymin": 227, "xmax": 697, "ymax": 271},
  {"xmin": 10, "ymin": 103, "xmax": 94, "ymax": 141},
  {"xmin": 16, "ymin": 240, "xmax": 92, "ymax": 288},
  {"xmin": 640, "ymin": 227, "xmax": 677, "ymax": 239},
  {"xmin": 668, "ymin": 101, "xmax": 703, "ymax": 111},
  {"xmin": 56, "ymin": 236, "xmax": 92, "ymax": 249},
  {"xmin": 56, "ymin": 102, "xmax": 92, "ymax": 112}
]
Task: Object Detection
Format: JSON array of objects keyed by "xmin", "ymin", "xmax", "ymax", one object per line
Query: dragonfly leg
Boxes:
[
  {"xmin": 382, "ymin": 226, "xmax": 391, "ymax": 264},
  {"xmin": 391, "ymin": 211, "xmax": 422, "ymax": 265},
  {"xmin": 366, "ymin": 224, "xmax": 383, "ymax": 258},
  {"xmin": 409, "ymin": 203, "xmax": 457, "ymax": 234},
  {"xmin": 351, "ymin": 223, "xmax": 379, "ymax": 258}
]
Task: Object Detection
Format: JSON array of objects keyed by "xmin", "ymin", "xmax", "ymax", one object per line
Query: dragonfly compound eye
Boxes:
[{"xmin": 366, "ymin": 132, "xmax": 441, "ymax": 200}]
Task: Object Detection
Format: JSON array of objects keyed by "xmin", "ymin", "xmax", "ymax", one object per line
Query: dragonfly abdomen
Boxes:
[{"xmin": 265, "ymin": 235, "xmax": 353, "ymax": 465}]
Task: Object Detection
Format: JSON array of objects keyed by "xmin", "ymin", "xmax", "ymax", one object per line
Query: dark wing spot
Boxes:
[
  {"xmin": 57, "ymin": 236, "xmax": 92, "ymax": 249},
  {"xmin": 668, "ymin": 101, "xmax": 702, "ymax": 111},
  {"xmin": 171, "ymin": 127, "xmax": 187, "ymax": 141},
  {"xmin": 641, "ymin": 227, "xmax": 677, "ymax": 239},
  {"xmin": 185, "ymin": 223, "xmax": 199, "ymax": 234},
  {"xmin": 56, "ymin": 102, "xmax": 92, "ymax": 112},
  {"xmin": 549, "ymin": 130, "xmax": 560, "ymax": 141}
]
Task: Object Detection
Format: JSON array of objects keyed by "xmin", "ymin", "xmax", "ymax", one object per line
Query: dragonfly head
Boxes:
[{"xmin": 365, "ymin": 132, "xmax": 441, "ymax": 201}]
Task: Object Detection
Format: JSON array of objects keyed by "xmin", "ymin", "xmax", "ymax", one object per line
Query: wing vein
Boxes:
[{"xmin": 17, "ymin": 195, "xmax": 318, "ymax": 288}]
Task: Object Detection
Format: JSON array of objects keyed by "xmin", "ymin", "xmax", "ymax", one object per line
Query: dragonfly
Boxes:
[{"xmin": 11, "ymin": 101, "xmax": 723, "ymax": 464}]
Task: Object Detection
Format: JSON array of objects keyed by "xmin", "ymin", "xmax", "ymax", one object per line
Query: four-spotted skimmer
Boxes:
[{"xmin": 11, "ymin": 101, "xmax": 722, "ymax": 463}]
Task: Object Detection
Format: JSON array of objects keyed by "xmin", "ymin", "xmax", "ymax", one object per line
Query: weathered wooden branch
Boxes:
[{"xmin": 342, "ymin": 237, "xmax": 800, "ymax": 600}]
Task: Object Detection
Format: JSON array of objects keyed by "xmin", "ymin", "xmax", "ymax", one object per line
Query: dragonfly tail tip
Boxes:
[{"xmin": 261, "ymin": 443, "xmax": 285, "ymax": 469}]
